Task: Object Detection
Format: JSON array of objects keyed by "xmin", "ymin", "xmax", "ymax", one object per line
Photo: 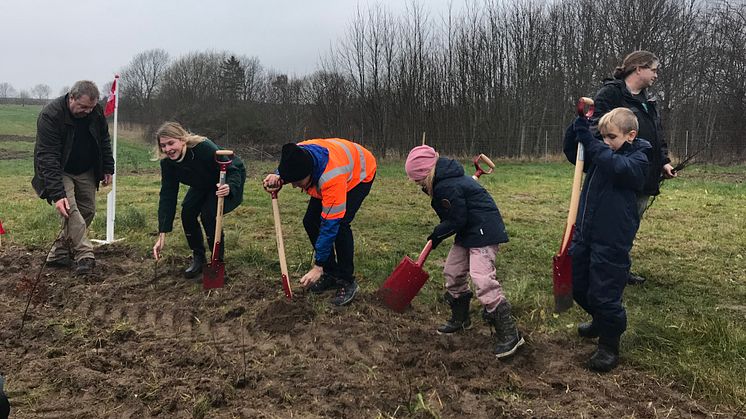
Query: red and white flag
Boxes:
[
  {"xmin": 0, "ymin": 220, "xmax": 5, "ymax": 235},
  {"xmin": 104, "ymin": 76, "xmax": 118, "ymax": 117}
]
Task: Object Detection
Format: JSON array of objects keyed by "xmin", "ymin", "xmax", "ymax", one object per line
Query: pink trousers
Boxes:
[{"xmin": 443, "ymin": 244, "xmax": 504, "ymax": 312}]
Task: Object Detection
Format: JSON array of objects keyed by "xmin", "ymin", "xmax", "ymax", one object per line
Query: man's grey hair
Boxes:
[{"xmin": 69, "ymin": 80, "xmax": 100, "ymax": 100}]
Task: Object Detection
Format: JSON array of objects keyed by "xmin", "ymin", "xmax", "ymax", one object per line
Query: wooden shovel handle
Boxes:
[
  {"xmin": 216, "ymin": 149, "xmax": 234, "ymax": 156},
  {"xmin": 416, "ymin": 240, "xmax": 433, "ymax": 267},
  {"xmin": 560, "ymin": 143, "xmax": 584, "ymax": 253},
  {"xmin": 271, "ymin": 195, "xmax": 292, "ymax": 298},
  {"xmin": 560, "ymin": 97, "xmax": 593, "ymax": 253}
]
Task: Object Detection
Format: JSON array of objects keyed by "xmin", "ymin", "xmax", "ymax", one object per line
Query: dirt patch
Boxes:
[
  {"xmin": 0, "ymin": 244, "xmax": 735, "ymax": 417},
  {"xmin": 0, "ymin": 149, "xmax": 31, "ymax": 160},
  {"xmin": 0, "ymin": 135, "xmax": 34, "ymax": 143}
]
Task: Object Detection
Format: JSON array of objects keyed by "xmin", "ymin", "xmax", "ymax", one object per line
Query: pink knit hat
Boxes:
[{"xmin": 405, "ymin": 145, "xmax": 439, "ymax": 181}]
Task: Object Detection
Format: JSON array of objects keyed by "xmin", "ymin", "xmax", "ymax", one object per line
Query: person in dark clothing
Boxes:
[
  {"xmin": 262, "ymin": 139, "xmax": 377, "ymax": 306},
  {"xmin": 152, "ymin": 122, "xmax": 246, "ymax": 280},
  {"xmin": 32, "ymin": 80, "xmax": 115, "ymax": 276},
  {"xmin": 404, "ymin": 145, "xmax": 523, "ymax": 359},
  {"xmin": 563, "ymin": 108, "xmax": 651, "ymax": 372},
  {"xmin": 592, "ymin": 50, "xmax": 676, "ymax": 285}
]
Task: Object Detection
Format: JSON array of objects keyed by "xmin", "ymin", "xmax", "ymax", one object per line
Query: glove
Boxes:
[
  {"xmin": 573, "ymin": 116, "xmax": 595, "ymax": 145},
  {"xmin": 573, "ymin": 115, "xmax": 590, "ymax": 131},
  {"xmin": 427, "ymin": 233, "xmax": 444, "ymax": 249}
]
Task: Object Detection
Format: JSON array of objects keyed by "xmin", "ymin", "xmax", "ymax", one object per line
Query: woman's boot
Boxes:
[
  {"xmin": 184, "ymin": 251, "xmax": 206, "ymax": 279},
  {"xmin": 437, "ymin": 290, "xmax": 473, "ymax": 334}
]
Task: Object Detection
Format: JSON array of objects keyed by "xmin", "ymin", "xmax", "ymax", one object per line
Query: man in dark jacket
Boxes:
[
  {"xmin": 591, "ymin": 50, "xmax": 676, "ymax": 285},
  {"xmin": 32, "ymin": 80, "xmax": 114, "ymax": 275}
]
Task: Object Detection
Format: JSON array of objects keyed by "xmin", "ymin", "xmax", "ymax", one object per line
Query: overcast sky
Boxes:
[{"xmin": 0, "ymin": 0, "xmax": 464, "ymax": 96}]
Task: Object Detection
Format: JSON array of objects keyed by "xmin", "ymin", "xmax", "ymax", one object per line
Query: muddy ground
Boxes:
[{"xmin": 0, "ymin": 244, "xmax": 734, "ymax": 418}]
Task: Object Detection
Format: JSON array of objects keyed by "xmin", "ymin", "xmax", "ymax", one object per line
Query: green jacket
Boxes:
[{"xmin": 158, "ymin": 139, "xmax": 246, "ymax": 232}]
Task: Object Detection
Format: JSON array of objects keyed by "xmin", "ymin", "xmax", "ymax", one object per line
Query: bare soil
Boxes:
[{"xmin": 0, "ymin": 244, "xmax": 734, "ymax": 418}]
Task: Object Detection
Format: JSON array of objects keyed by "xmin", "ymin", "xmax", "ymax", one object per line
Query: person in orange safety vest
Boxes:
[{"xmin": 263, "ymin": 139, "xmax": 376, "ymax": 306}]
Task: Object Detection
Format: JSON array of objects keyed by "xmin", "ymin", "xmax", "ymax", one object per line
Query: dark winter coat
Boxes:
[
  {"xmin": 32, "ymin": 94, "xmax": 115, "ymax": 202},
  {"xmin": 563, "ymin": 117, "xmax": 651, "ymax": 253},
  {"xmin": 592, "ymin": 78, "xmax": 670, "ymax": 196},
  {"xmin": 428, "ymin": 157, "xmax": 509, "ymax": 248},
  {"xmin": 158, "ymin": 139, "xmax": 246, "ymax": 233}
]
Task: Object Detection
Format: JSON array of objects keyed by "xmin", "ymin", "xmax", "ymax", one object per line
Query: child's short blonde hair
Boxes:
[{"xmin": 599, "ymin": 108, "xmax": 638, "ymax": 134}]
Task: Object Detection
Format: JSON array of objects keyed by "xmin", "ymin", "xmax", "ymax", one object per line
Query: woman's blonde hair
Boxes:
[{"xmin": 154, "ymin": 121, "xmax": 206, "ymax": 161}]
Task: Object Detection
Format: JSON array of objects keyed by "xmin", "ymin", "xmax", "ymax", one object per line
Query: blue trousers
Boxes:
[{"xmin": 570, "ymin": 240, "xmax": 629, "ymax": 339}]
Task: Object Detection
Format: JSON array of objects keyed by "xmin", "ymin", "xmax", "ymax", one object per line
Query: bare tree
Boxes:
[
  {"xmin": 0, "ymin": 82, "xmax": 16, "ymax": 98},
  {"xmin": 58, "ymin": 86, "xmax": 70, "ymax": 96},
  {"xmin": 119, "ymin": 48, "xmax": 170, "ymax": 119},
  {"xmin": 31, "ymin": 84, "xmax": 51, "ymax": 99}
]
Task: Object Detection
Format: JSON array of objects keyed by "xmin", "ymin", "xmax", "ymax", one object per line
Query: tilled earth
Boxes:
[{"xmin": 0, "ymin": 244, "xmax": 732, "ymax": 418}]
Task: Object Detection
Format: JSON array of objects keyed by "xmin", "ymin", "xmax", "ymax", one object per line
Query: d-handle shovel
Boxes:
[
  {"xmin": 203, "ymin": 150, "xmax": 233, "ymax": 289},
  {"xmin": 472, "ymin": 153, "xmax": 495, "ymax": 180},
  {"xmin": 267, "ymin": 184, "xmax": 293, "ymax": 299},
  {"xmin": 552, "ymin": 97, "xmax": 593, "ymax": 312}
]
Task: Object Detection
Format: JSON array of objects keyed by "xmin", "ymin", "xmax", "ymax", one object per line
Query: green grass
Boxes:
[
  {"xmin": 0, "ymin": 104, "xmax": 42, "ymax": 136},
  {"xmin": 1, "ymin": 104, "xmax": 745, "ymax": 408}
]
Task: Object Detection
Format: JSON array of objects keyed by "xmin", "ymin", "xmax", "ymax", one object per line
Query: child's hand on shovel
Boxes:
[{"xmin": 300, "ymin": 265, "xmax": 324, "ymax": 288}]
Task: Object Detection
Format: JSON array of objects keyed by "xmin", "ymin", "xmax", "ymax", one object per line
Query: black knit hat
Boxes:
[{"xmin": 278, "ymin": 143, "xmax": 313, "ymax": 183}]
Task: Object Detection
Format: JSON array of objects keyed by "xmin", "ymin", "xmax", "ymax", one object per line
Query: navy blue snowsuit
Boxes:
[{"xmin": 563, "ymin": 117, "xmax": 651, "ymax": 340}]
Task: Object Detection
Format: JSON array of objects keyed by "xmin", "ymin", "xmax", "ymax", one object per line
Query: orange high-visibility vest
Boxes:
[{"xmin": 300, "ymin": 138, "xmax": 377, "ymax": 220}]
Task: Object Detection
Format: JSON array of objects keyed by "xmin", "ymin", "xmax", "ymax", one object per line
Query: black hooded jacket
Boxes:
[
  {"xmin": 428, "ymin": 157, "xmax": 509, "ymax": 248},
  {"xmin": 592, "ymin": 78, "xmax": 670, "ymax": 196},
  {"xmin": 31, "ymin": 94, "xmax": 114, "ymax": 203}
]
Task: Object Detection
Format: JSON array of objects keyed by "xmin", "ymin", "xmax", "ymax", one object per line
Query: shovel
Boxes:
[
  {"xmin": 267, "ymin": 185, "xmax": 293, "ymax": 299},
  {"xmin": 203, "ymin": 150, "xmax": 233, "ymax": 290},
  {"xmin": 378, "ymin": 240, "xmax": 433, "ymax": 313},
  {"xmin": 552, "ymin": 97, "xmax": 594, "ymax": 312}
]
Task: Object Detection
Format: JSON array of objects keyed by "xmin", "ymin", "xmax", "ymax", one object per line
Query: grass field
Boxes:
[{"xmin": 1, "ymin": 104, "xmax": 745, "ymax": 409}]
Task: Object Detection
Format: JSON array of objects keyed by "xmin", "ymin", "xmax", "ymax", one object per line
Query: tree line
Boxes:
[{"xmin": 18, "ymin": 0, "xmax": 745, "ymax": 162}]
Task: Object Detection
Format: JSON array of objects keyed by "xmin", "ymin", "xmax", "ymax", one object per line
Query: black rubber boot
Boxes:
[
  {"xmin": 578, "ymin": 321, "xmax": 600, "ymax": 338},
  {"xmin": 437, "ymin": 291, "xmax": 473, "ymax": 334},
  {"xmin": 483, "ymin": 301, "xmax": 525, "ymax": 358},
  {"xmin": 588, "ymin": 335, "xmax": 620, "ymax": 372},
  {"xmin": 184, "ymin": 251, "xmax": 206, "ymax": 279}
]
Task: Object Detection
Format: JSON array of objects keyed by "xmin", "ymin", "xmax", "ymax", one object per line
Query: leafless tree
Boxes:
[
  {"xmin": 0, "ymin": 82, "xmax": 16, "ymax": 98},
  {"xmin": 31, "ymin": 84, "xmax": 51, "ymax": 99}
]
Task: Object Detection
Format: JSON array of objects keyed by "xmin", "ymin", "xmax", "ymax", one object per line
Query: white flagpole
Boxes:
[{"xmin": 105, "ymin": 75, "xmax": 119, "ymax": 243}]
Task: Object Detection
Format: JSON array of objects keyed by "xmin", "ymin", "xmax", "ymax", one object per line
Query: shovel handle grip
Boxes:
[
  {"xmin": 472, "ymin": 153, "xmax": 495, "ymax": 179},
  {"xmin": 577, "ymin": 97, "xmax": 594, "ymax": 119},
  {"xmin": 416, "ymin": 240, "xmax": 433, "ymax": 267}
]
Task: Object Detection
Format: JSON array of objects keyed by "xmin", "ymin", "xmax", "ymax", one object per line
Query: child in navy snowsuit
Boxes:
[
  {"xmin": 563, "ymin": 107, "xmax": 650, "ymax": 372},
  {"xmin": 405, "ymin": 145, "xmax": 524, "ymax": 358}
]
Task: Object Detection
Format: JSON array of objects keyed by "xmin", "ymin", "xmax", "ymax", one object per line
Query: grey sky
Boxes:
[{"xmin": 0, "ymin": 0, "xmax": 463, "ymax": 96}]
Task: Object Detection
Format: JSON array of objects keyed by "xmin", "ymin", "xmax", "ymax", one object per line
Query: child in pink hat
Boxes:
[{"xmin": 404, "ymin": 146, "xmax": 524, "ymax": 358}]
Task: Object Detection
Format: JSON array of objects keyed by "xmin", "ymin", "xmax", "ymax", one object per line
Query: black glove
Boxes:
[
  {"xmin": 427, "ymin": 233, "xmax": 444, "ymax": 249},
  {"xmin": 573, "ymin": 116, "xmax": 595, "ymax": 145}
]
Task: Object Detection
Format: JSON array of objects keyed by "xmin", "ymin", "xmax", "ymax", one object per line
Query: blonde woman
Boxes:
[{"xmin": 152, "ymin": 122, "xmax": 246, "ymax": 280}]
